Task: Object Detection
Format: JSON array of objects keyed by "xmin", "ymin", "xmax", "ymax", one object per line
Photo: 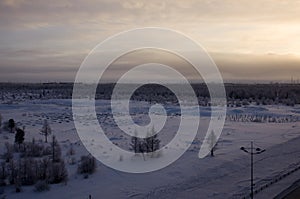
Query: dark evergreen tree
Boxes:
[
  {"xmin": 15, "ymin": 128, "xmax": 25, "ymax": 147},
  {"xmin": 8, "ymin": 119, "xmax": 15, "ymax": 133}
]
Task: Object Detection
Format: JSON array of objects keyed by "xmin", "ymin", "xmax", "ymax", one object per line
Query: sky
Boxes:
[{"xmin": 0, "ymin": 0, "xmax": 300, "ymax": 83}]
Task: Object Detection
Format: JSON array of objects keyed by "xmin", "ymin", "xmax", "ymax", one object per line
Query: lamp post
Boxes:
[{"xmin": 240, "ymin": 141, "xmax": 266, "ymax": 199}]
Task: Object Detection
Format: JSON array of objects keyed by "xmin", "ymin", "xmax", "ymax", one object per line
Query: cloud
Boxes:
[
  {"xmin": 1, "ymin": 0, "xmax": 300, "ymax": 29},
  {"xmin": 0, "ymin": 0, "xmax": 300, "ymax": 82},
  {"xmin": 212, "ymin": 52, "xmax": 300, "ymax": 82}
]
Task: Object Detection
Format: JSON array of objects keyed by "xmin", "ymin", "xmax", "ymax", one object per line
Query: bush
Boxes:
[
  {"xmin": 66, "ymin": 145, "xmax": 75, "ymax": 156},
  {"xmin": 48, "ymin": 161, "xmax": 68, "ymax": 184},
  {"xmin": 77, "ymin": 155, "xmax": 96, "ymax": 175},
  {"xmin": 68, "ymin": 157, "xmax": 76, "ymax": 165},
  {"xmin": 34, "ymin": 180, "xmax": 49, "ymax": 192}
]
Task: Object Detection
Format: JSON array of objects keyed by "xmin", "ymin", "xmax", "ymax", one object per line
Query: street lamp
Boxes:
[{"xmin": 240, "ymin": 141, "xmax": 266, "ymax": 199}]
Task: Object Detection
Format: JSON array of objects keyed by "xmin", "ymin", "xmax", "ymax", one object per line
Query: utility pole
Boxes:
[{"xmin": 241, "ymin": 141, "xmax": 266, "ymax": 199}]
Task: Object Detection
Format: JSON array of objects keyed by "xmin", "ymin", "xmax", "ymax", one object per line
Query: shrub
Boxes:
[
  {"xmin": 77, "ymin": 155, "xmax": 96, "ymax": 175},
  {"xmin": 34, "ymin": 180, "xmax": 49, "ymax": 192}
]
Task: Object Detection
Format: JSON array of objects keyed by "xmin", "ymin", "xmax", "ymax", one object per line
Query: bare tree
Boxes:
[
  {"xmin": 41, "ymin": 120, "xmax": 51, "ymax": 143},
  {"xmin": 51, "ymin": 136, "xmax": 61, "ymax": 163},
  {"xmin": 0, "ymin": 161, "xmax": 6, "ymax": 186},
  {"xmin": 4, "ymin": 142, "xmax": 13, "ymax": 163},
  {"xmin": 130, "ymin": 129, "xmax": 140, "ymax": 154},
  {"xmin": 207, "ymin": 130, "xmax": 217, "ymax": 157},
  {"xmin": 0, "ymin": 114, "xmax": 2, "ymax": 131},
  {"xmin": 147, "ymin": 126, "xmax": 160, "ymax": 153},
  {"xmin": 8, "ymin": 159, "xmax": 16, "ymax": 185},
  {"xmin": 130, "ymin": 127, "xmax": 161, "ymax": 158},
  {"xmin": 41, "ymin": 158, "xmax": 49, "ymax": 180},
  {"xmin": 49, "ymin": 161, "xmax": 68, "ymax": 184}
]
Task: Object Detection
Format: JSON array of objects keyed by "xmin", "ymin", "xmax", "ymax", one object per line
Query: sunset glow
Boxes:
[{"xmin": 0, "ymin": 0, "xmax": 300, "ymax": 82}]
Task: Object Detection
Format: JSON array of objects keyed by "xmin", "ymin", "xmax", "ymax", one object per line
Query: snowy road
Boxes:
[{"xmin": 143, "ymin": 135, "xmax": 300, "ymax": 199}]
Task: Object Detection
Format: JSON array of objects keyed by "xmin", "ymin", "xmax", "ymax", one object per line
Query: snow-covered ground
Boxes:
[{"xmin": 0, "ymin": 99, "xmax": 300, "ymax": 198}]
